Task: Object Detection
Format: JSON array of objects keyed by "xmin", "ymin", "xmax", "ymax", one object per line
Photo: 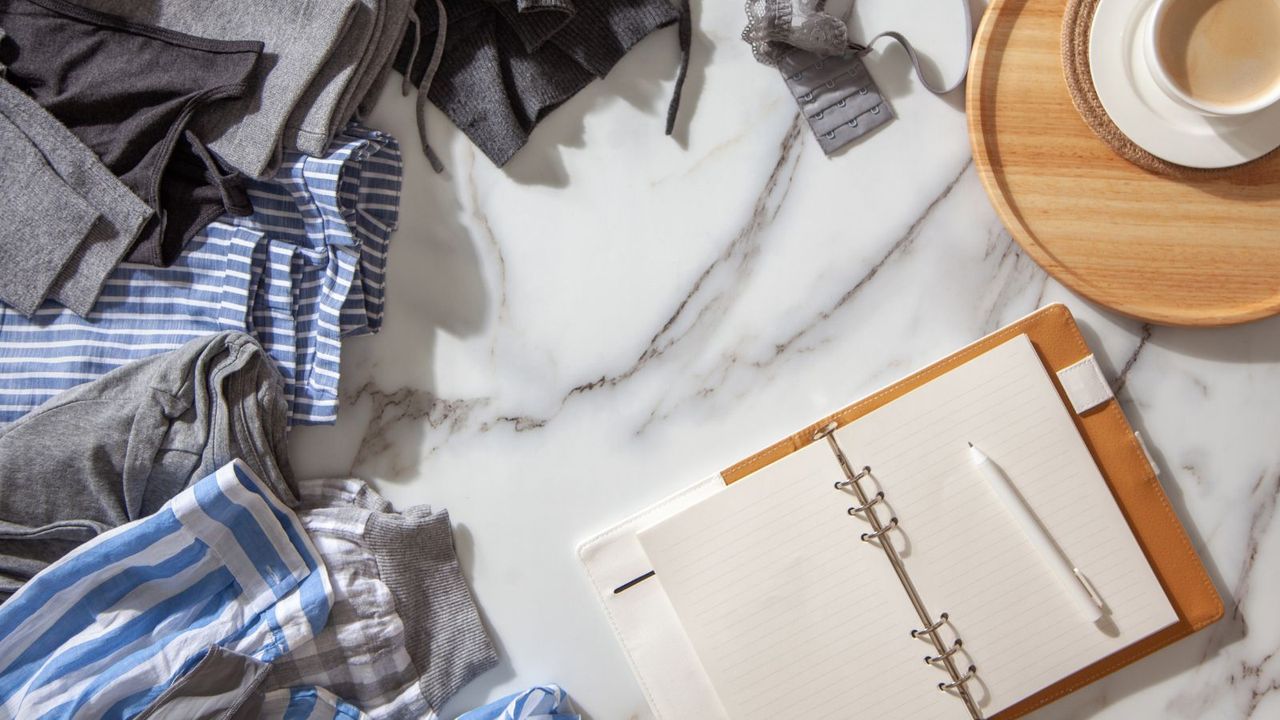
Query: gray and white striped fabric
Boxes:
[{"xmin": 266, "ymin": 479, "xmax": 498, "ymax": 719}]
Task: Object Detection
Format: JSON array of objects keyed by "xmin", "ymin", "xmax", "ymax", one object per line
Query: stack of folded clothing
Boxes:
[
  {"xmin": 0, "ymin": 0, "xmax": 410, "ymax": 427},
  {"xmin": 0, "ymin": 126, "xmax": 401, "ymax": 425},
  {"xmin": 0, "ymin": 0, "xmax": 693, "ymax": 428},
  {"xmin": 0, "ymin": 0, "xmax": 693, "ymax": 713},
  {"xmin": 0, "ymin": 335, "xmax": 499, "ymax": 719},
  {"xmin": 0, "ymin": 459, "xmax": 499, "ymax": 719}
]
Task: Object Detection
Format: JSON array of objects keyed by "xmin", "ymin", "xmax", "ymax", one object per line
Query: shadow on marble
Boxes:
[
  {"xmin": 1146, "ymin": 313, "xmax": 1280, "ymax": 364},
  {"xmin": 346, "ymin": 177, "xmax": 492, "ymax": 480},
  {"xmin": 288, "ymin": 149, "xmax": 492, "ymax": 481},
  {"xmin": 503, "ymin": 21, "xmax": 713, "ymax": 188}
]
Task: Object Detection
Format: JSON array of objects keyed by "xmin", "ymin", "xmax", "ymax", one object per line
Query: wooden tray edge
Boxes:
[{"xmin": 964, "ymin": 0, "xmax": 1280, "ymax": 327}]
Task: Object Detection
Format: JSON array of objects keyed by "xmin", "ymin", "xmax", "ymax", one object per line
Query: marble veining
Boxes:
[{"xmin": 290, "ymin": 0, "xmax": 1280, "ymax": 717}]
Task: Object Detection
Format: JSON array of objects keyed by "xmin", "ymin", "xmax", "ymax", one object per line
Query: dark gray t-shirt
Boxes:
[{"xmin": 0, "ymin": 0, "xmax": 260, "ymax": 266}]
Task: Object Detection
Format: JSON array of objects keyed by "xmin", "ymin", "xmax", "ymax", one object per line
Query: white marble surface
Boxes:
[{"xmin": 290, "ymin": 1, "xmax": 1280, "ymax": 717}]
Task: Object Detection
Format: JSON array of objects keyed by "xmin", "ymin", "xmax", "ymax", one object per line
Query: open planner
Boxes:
[{"xmin": 579, "ymin": 305, "xmax": 1222, "ymax": 720}]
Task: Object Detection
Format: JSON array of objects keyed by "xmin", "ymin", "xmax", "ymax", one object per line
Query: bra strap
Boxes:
[{"xmin": 849, "ymin": 0, "xmax": 974, "ymax": 95}]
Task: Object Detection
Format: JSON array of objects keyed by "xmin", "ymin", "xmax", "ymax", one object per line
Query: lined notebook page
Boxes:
[
  {"xmin": 639, "ymin": 335, "xmax": 1176, "ymax": 719},
  {"xmin": 639, "ymin": 442, "xmax": 961, "ymax": 719},
  {"xmin": 831, "ymin": 334, "xmax": 1176, "ymax": 712}
]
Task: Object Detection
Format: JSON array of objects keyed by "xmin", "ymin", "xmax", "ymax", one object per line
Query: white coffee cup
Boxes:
[{"xmin": 1143, "ymin": 0, "xmax": 1280, "ymax": 116}]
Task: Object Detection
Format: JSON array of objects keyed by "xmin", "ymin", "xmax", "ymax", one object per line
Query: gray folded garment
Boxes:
[
  {"xmin": 394, "ymin": 0, "xmax": 684, "ymax": 169},
  {"xmin": 285, "ymin": 0, "xmax": 413, "ymax": 155},
  {"xmin": 0, "ymin": 77, "xmax": 152, "ymax": 317},
  {"xmin": 355, "ymin": 0, "xmax": 413, "ymax": 118},
  {"xmin": 285, "ymin": 0, "xmax": 427, "ymax": 157},
  {"xmin": 72, "ymin": 0, "xmax": 359, "ymax": 178},
  {"xmin": 284, "ymin": 0, "xmax": 372, "ymax": 156},
  {"xmin": 135, "ymin": 646, "xmax": 273, "ymax": 720},
  {"xmin": 0, "ymin": 332, "xmax": 296, "ymax": 601}
]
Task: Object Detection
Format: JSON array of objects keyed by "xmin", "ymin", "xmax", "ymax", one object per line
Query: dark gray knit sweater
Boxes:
[{"xmin": 395, "ymin": 0, "xmax": 687, "ymax": 167}]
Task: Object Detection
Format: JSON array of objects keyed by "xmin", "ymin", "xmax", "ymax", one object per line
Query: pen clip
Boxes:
[{"xmin": 1073, "ymin": 568, "xmax": 1105, "ymax": 611}]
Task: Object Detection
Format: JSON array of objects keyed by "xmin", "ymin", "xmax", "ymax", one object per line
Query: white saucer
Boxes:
[{"xmin": 1089, "ymin": 0, "xmax": 1280, "ymax": 168}]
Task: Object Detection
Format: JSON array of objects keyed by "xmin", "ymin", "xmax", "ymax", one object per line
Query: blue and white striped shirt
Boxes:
[
  {"xmin": 457, "ymin": 685, "xmax": 578, "ymax": 720},
  {"xmin": 0, "ymin": 460, "xmax": 340, "ymax": 719},
  {"xmin": 0, "ymin": 124, "xmax": 401, "ymax": 426}
]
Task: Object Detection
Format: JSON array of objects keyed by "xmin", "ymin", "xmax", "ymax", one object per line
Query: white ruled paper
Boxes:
[{"xmin": 639, "ymin": 335, "xmax": 1176, "ymax": 719}]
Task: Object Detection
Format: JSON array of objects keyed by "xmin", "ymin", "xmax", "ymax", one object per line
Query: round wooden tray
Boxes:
[{"xmin": 967, "ymin": 0, "xmax": 1280, "ymax": 326}]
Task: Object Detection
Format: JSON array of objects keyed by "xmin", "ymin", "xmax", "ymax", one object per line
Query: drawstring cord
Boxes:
[
  {"xmin": 406, "ymin": 0, "xmax": 691, "ymax": 161},
  {"xmin": 665, "ymin": 0, "xmax": 692, "ymax": 135},
  {"xmin": 185, "ymin": 130, "xmax": 252, "ymax": 217},
  {"xmin": 401, "ymin": 9, "xmax": 422, "ymax": 97},
  {"xmin": 403, "ymin": 0, "xmax": 448, "ymax": 173}
]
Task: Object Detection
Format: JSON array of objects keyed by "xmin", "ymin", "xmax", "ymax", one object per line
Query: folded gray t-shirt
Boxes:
[{"xmin": 0, "ymin": 332, "xmax": 296, "ymax": 600}]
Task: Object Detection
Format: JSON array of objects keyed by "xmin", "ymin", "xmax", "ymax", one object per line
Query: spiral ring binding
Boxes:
[
  {"xmin": 819, "ymin": 428, "xmax": 985, "ymax": 719},
  {"xmin": 939, "ymin": 665, "xmax": 978, "ymax": 691},
  {"xmin": 911, "ymin": 613, "xmax": 949, "ymax": 638},
  {"xmin": 847, "ymin": 491, "xmax": 884, "ymax": 514},
  {"xmin": 860, "ymin": 517, "xmax": 899, "ymax": 541},
  {"xmin": 925, "ymin": 639, "xmax": 964, "ymax": 664},
  {"xmin": 833, "ymin": 466, "xmax": 871, "ymax": 489}
]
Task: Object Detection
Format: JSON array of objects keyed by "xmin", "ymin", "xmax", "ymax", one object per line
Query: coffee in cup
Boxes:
[{"xmin": 1144, "ymin": 0, "xmax": 1280, "ymax": 115}]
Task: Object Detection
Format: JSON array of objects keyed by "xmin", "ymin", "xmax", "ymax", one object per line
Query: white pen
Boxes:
[{"xmin": 968, "ymin": 442, "xmax": 1104, "ymax": 624}]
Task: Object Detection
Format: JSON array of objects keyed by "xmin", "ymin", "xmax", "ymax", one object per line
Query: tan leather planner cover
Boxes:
[{"xmin": 718, "ymin": 303, "xmax": 1222, "ymax": 719}]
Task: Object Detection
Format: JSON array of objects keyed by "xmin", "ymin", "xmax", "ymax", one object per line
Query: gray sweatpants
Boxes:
[{"xmin": 0, "ymin": 332, "xmax": 296, "ymax": 600}]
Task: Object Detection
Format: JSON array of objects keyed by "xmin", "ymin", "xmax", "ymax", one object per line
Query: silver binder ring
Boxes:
[
  {"xmin": 911, "ymin": 612, "xmax": 949, "ymax": 638},
  {"xmin": 833, "ymin": 465, "xmax": 871, "ymax": 490},
  {"xmin": 847, "ymin": 491, "xmax": 884, "ymax": 514},
  {"xmin": 924, "ymin": 639, "xmax": 963, "ymax": 664},
  {"xmin": 860, "ymin": 517, "xmax": 898, "ymax": 542},
  {"xmin": 812, "ymin": 421, "xmax": 838, "ymax": 441},
  {"xmin": 938, "ymin": 665, "xmax": 977, "ymax": 692}
]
